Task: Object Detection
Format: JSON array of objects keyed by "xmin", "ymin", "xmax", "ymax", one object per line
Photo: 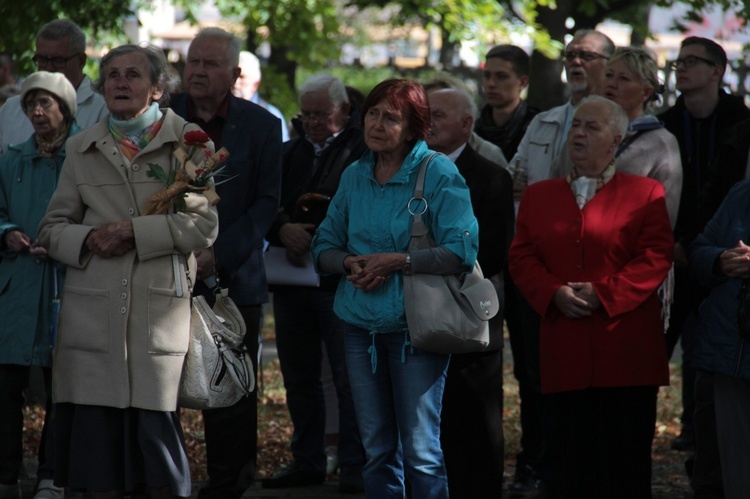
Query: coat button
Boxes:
[
  {"xmin": 576, "ymin": 264, "xmax": 582, "ymax": 269},
  {"xmin": 121, "ymin": 279, "xmax": 128, "ymax": 286},
  {"xmin": 120, "ymin": 307, "xmax": 127, "ymax": 314},
  {"xmin": 128, "ymin": 208, "xmax": 135, "ymax": 215},
  {"xmin": 121, "ymin": 293, "xmax": 127, "ymax": 300},
  {"xmin": 132, "ymin": 164, "xmax": 140, "ymax": 171}
]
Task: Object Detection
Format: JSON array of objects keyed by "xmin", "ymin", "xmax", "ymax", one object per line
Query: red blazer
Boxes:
[{"xmin": 509, "ymin": 173, "xmax": 673, "ymax": 393}]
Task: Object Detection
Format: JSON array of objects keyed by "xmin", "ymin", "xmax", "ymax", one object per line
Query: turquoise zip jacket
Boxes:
[
  {"xmin": 0, "ymin": 125, "xmax": 77, "ymax": 366},
  {"xmin": 312, "ymin": 140, "xmax": 478, "ymax": 333}
]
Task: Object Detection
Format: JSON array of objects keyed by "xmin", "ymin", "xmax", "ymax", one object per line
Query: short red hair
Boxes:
[{"xmin": 361, "ymin": 79, "xmax": 431, "ymax": 141}]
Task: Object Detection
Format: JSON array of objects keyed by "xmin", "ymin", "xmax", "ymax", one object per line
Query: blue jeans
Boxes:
[
  {"xmin": 273, "ymin": 287, "xmax": 363, "ymax": 474},
  {"xmin": 344, "ymin": 325, "xmax": 450, "ymax": 499}
]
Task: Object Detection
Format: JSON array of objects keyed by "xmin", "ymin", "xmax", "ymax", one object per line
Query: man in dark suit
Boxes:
[
  {"xmin": 169, "ymin": 27, "xmax": 282, "ymax": 499},
  {"xmin": 426, "ymin": 88, "xmax": 514, "ymax": 499}
]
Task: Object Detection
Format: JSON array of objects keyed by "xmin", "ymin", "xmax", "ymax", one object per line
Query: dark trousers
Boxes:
[
  {"xmin": 506, "ymin": 275, "xmax": 543, "ymax": 473},
  {"xmin": 199, "ymin": 305, "xmax": 260, "ymax": 499},
  {"xmin": 273, "ymin": 287, "xmax": 363, "ymax": 474},
  {"xmin": 0, "ymin": 364, "xmax": 54, "ymax": 484},
  {"xmin": 691, "ymin": 370, "xmax": 724, "ymax": 499},
  {"xmin": 545, "ymin": 385, "xmax": 658, "ymax": 499},
  {"xmin": 667, "ymin": 266, "xmax": 702, "ymax": 433},
  {"xmin": 441, "ymin": 347, "xmax": 504, "ymax": 499},
  {"xmin": 713, "ymin": 372, "xmax": 750, "ymax": 499}
]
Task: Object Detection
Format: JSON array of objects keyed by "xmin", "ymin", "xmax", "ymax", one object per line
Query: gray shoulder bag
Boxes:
[{"xmin": 403, "ymin": 153, "xmax": 499, "ymax": 354}]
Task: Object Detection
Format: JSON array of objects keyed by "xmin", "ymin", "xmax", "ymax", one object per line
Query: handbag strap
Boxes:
[{"xmin": 408, "ymin": 152, "xmax": 439, "ymax": 239}]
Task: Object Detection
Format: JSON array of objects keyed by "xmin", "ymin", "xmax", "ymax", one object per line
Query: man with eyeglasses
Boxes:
[
  {"xmin": 169, "ymin": 27, "xmax": 283, "ymax": 499},
  {"xmin": 262, "ymin": 73, "xmax": 366, "ymax": 493},
  {"xmin": 509, "ymin": 30, "xmax": 614, "ymax": 193},
  {"xmin": 0, "ymin": 19, "xmax": 106, "ymax": 154},
  {"xmin": 658, "ymin": 36, "xmax": 750, "ymax": 499},
  {"xmin": 504, "ymin": 28, "xmax": 614, "ymax": 497}
]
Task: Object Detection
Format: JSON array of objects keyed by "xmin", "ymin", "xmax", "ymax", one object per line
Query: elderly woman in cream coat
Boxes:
[{"xmin": 38, "ymin": 44, "xmax": 217, "ymax": 499}]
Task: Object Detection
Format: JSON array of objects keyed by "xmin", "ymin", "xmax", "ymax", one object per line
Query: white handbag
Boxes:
[{"xmin": 179, "ymin": 286, "xmax": 256, "ymax": 410}]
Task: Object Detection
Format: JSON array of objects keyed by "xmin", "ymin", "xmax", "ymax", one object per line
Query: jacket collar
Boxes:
[{"xmin": 357, "ymin": 140, "xmax": 430, "ymax": 184}]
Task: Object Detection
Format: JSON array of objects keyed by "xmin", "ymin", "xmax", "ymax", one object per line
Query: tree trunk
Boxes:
[
  {"xmin": 439, "ymin": 26, "xmax": 458, "ymax": 70},
  {"xmin": 527, "ymin": 0, "xmax": 572, "ymax": 110},
  {"xmin": 268, "ymin": 44, "xmax": 297, "ymax": 93}
]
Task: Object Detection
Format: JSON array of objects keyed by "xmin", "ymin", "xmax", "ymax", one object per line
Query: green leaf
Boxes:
[{"xmin": 146, "ymin": 163, "xmax": 170, "ymax": 186}]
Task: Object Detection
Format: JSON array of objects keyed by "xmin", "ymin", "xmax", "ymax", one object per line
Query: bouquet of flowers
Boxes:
[{"xmin": 143, "ymin": 130, "xmax": 231, "ymax": 215}]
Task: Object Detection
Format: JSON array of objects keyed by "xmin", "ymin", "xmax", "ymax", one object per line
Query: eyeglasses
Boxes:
[
  {"xmin": 24, "ymin": 96, "xmax": 56, "ymax": 114},
  {"xmin": 32, "ymin": 53, "xmax": 79, "ymax": 69},
  {"xmin": 299, "ymin": 110, "xmax": 335, "ymax": 123},
  {"xmin": 669, "ymin": 55, "xmax": 717, "ymax": 70},
  {"xmin": 563, "ymin": 50, "xmax": 609, "ymax": 62}
]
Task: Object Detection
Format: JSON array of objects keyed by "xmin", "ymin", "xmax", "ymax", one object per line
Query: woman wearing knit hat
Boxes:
[{"xmin": 0, "ymin": 71, "xmax": 78, "ymax": 499}]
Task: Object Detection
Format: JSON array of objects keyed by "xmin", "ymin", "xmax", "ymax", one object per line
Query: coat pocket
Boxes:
[
  {"xmin": 148, "ymin": 287, "xmax": 190, "ymax": 355},
  {"xmin": 58, "ymin": 285, "xmax": 109, "ymax": 353}
]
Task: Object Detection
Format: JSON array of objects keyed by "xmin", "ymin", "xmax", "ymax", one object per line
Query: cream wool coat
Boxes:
[{"xmin": 38, "ymin": 109, "xmax": 218, "ymax": 412}]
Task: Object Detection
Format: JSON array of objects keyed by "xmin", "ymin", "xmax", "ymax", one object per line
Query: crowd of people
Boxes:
[{"xmin": 1, "ymin": 15, "xmax": 750, "ymax": 499}]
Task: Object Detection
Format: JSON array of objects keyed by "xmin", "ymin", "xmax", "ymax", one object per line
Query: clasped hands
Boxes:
[
  {"xmin": 4, "ymin": 230, "xmax": 47, "ymax": 256},
  {"xmin": 553, "ymin": 282, "xmax": 601, "ymax": 319},
  {"xmin": 344, "ymin": 253, "xmax": 405, "ymax": 292},
  {"xmin": 719, "ymin": 240, "xmax": 750, "ymax": 278},
  {"xmin": 86, "ymin": 220, "xmax": 135, "ymax": 258}
]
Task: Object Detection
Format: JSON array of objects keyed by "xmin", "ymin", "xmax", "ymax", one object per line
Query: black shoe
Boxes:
[
  {"xmin": 261, "ymin": 462, "xmax": 326, "ymax": 489},
  {"xmin": 509, "ymin": 464, "xmax": 541, "ymax": 498},
  {"xmin": 338, "ymin": 468, "xmax": 364, "ymax": 494},
  {"xmin": 671, "ymin": 429, "xmax": 695, "ymax": 451}
]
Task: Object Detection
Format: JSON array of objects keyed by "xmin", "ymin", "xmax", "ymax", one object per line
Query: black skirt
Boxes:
[{"xmin": 53, "ymin": 403, "xmax": 191, "ymax": 497}]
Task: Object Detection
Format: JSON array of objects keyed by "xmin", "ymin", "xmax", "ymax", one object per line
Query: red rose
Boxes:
[{"xmin": 184, "ymin": 130, "xmax": 210, "ymax": 148}]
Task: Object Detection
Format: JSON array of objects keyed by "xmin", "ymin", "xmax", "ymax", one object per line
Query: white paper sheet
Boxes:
[{"xmin": 264, "ymin": 246, "xmax": 320, "ymax": 287}]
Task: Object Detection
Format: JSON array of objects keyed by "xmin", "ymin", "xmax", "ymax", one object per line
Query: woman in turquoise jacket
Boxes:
[
  {"xmin": 0, "ymin": 72, "xmax": 78, "ymax": 498},
  {"xmin": 312, "ymin": 79, "xmax": 478, "ymax": 498}
]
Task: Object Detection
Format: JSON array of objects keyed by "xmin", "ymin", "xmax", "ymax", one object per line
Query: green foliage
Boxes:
[
  {"xmin": 257, "ymin": 65, "xmax": 300, "ymax": 125},
  {"xmin": 177, "ymin": 0, "xmax": 344, "ymax": 67}
]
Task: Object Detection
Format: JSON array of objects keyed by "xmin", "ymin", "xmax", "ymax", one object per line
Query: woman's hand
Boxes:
[
  {"xmin": 4, "ymin": 230, "xmax": 31, "ymax": 253},
  {"xmin": 86, "ymin": 221, "xmax": 135, "ymax": 258},
  {"xmin": 719, "ymin": 240, "xmax": 750, "ymax": 278},
  {"xmin": 344, "ymin": 252, "xmax": 405, "ymax": 292},
  {"xmin": 553, "ymin": 285, "xmax": 594, "ymax": 319},
  {"xmin": 567, "ymin": 282, "xmax": 601, "ymax": 311}
]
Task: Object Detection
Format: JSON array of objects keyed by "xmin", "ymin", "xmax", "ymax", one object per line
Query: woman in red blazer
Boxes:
[{"xmin": 509, "ymin": 96, "xmax": 673, "ymax": 499}]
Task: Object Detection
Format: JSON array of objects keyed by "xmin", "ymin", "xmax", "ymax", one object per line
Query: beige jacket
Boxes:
[{"xmin": 38, "ymin": 109, "xmax": 218, "ymax": 411}]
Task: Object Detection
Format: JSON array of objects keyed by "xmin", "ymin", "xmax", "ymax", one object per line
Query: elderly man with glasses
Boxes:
[
  {"xmin": 262, "ymin": 73, "xmax": 367, "ymax": 493},
  {"xmin": 0, "ymin": 19, "xmax": 106, "ymax": 154}
]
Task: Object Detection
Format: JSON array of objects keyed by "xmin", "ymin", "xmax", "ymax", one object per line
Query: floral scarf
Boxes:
[
  {"xmin": 109, "ymin": 103, "xmax": 164, "ymax": 161},
  {"xmin": 567, "ymin": 160, "xmax": 616, "ymax": 209}
]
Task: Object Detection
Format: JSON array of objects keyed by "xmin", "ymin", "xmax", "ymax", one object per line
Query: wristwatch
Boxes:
[{"xmin": 403, "ymin": 253, "xmax": 412, "ymax": 275}]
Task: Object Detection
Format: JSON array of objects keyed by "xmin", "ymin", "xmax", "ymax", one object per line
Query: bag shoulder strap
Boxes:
[
  {"xmin": 413, "ymin": 152, "xmax": 439, "ymax": 199},
  {"xmin": 409, "ymin": 152, "xmax": 439, "ymax": 234}
]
